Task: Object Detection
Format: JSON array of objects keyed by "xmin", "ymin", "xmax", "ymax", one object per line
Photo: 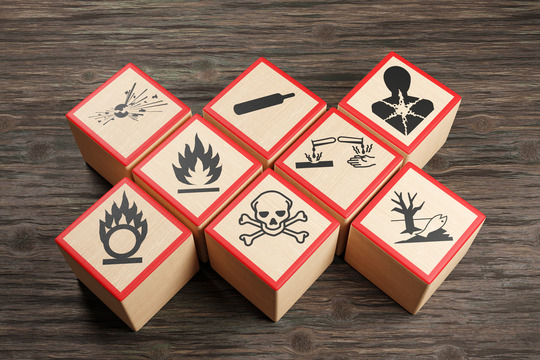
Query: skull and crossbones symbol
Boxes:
[{"xmin": 238, "ymin": 190, "xmax": 309, "ymax": 246}]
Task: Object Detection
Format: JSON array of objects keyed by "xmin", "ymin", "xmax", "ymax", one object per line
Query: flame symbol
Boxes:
[
  {"xmin": 99, "ymin": 192, "xmax": 147, "ymax": 265},
  {"xmin": 172, "ymin": 134, "xmax": 222, "ymax": 193}
]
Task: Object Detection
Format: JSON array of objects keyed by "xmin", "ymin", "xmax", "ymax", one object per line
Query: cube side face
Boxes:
[
  {"xmin": 351, "ymin": 162, "xmax": 485, "ymax": 285},
  {"xmin": 275, "ymin": 108, "xmax": 403, "ymax": 254},
  {"xmin": 58, "ymin": 235, "xmax": 199, "ymax": 331},
  {"xmin": 339, "ymin": 52, "xmax": 461, "ymax": 164},
  {"xmin": 276, "ymin": 225, "xmax": 338, "ymax": 320},
  {"xmin": 205, "ymin": 169, "xmax": 339, "ymax": 320},
  {"xmin": 57, "ymin": 246, "xmax": 134, "ymax": 327},
  {"xmin": 133, "ymin": 115, "xmax": 262, "ymax": 261},
  {"xmin": 67, "ymin": 63, "xmax": 191, "ymax": 181},
  {"xmin": 346, "ymin": 221, "xmax": 483, "ymax": 314},
  {"xmin": 68, "ymin": 119, "xmax": 132, "ymax": 185},
  {"xmin": 405, "ymin": 99, "xmax": 461, "ymax": 168},
  {"xmin": 203, "ymin": 58, "xmax": 326, "ymax": 166},
  {"xmin": 206, "ymin": 233, "xmax": 278, "ymax": 320},
  {"xmin": 55, "ymin": 178, "xmax": 194, "ymax": 308},
  {"xmin": 121, "ymin": 237, "xmax": 199, "ymax": 330},
  {"xmin": 344, "ymin": 226, "xmax": 428, "ymax": 314}
]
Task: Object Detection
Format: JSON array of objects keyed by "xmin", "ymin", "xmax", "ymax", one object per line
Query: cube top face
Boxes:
[
  {"xmin": 206, "ymin": 169, "xmax": 339, "ymax": 290},
  {"xmin": 133, "ymin": 115, "xmax": 261, "ymax": 226},
  {"xmin": 56, "ymin": 178, "xmax": 191, "ymax": 301},
  {"xmin": 276, "ymin": 108, "xmax": 403, "ymax": 218},
  {"xmin": 67, "ymin": 63, "xmax": 191, "ymax": 166},
  {"xmin": 204, "ymin": 57, "xmax": 326, "ymax": 159},
  {"xmin": 353, "ymin": 163, "xmax": 485, "ymax": 284},
  {"xmin": 339, "ymin": 52, "xmax": 461, "ymax": 154}
]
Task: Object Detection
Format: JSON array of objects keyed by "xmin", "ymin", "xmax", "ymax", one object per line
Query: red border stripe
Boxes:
[
  {"xmin": 339, "ymin": 52, "xmax": 461, "ymax": 154},
  {"xmin": 133, "ymin": 114, "xmax": 262, "ymax": 226},
  {"xmin": 351, "ymin": 163, "xmax": 485, "ymax": 284},
  {"xmin": 55, "ymin": 178, "xmax": 193, "ymax": 301},
  {"xmin": 275, "ymin": 108, "xmax": 403, "ymax": 218},
  {"xmin": 66, "ymin": 63, "xmax": 191, "ymax": 166},
  {"xmin": 203, "ymin": 57, "xmax": 327, "ymax": 160},
  {"xmin": 205, "ymin": 169, "xmax": 339, "ymax": 291}
]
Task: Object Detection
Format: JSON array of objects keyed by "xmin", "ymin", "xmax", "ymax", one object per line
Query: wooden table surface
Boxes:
[{"xmin": 1, "ymin": 1, "xmax": 538, "ymax": 359}]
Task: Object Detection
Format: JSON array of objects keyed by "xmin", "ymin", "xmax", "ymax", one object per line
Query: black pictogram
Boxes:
[
  {"xmin": 338, "ymin": 136, "xmax": 376, "ymax": 168},
  {"xmin": 371, "ymin": 66, "xmax": 434, "ymax": 136},
  {"xmin": 295, "ymin": 137, "xmax": 336, "ymax": 169},
  {"xmin": 90, "ymin": 83, "xmax": 168, "ymax": 125},
  {"xmin": 294, "ymin": 136, "xmax": 377, "ymax": 169},
  {"xmin": 391, "ymin": 192, "xmax": 453, "ymax": 243},
  {"xmin": 234, "ymin": 93, "xmax": 295, "ymax": 115},
  {"xmin": 238, "ymin": 191, "xmax": 309, "ymax": 246},
  {"xmin": 173, "ymin": 134, "xmax": 222, "ymax": 193},
  {"xmin": 99, "ymin": 192, "xmax": 148, "ymax": 265}
]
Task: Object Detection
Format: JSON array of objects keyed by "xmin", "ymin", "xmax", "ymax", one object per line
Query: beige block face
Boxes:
[
  {"xmin": 281, "ymin": 111, "xmax": 399, "ymax": 212},
  {"xmin": 360, "ymin": 169, "xmax": 478, "ymax": 275},
  {"xmin": 346, "ymin": 56, "xmax": 454, "ymax": 147},
  {"xmin": 213, "ymin": 174, "xmax": 332, "ymax": 282},
  {"xmin": 139, "ymin": 118, "xmax": 256, "ymax": 219},
  {"xmin": 73, "ymin": 67, "xmax": 182, "ymax": 158},
  {"xmin": 63, "ymin": 183, "xmax": 183, "ymax": 292},
  {"xmin": 210, "ymin": 61, "xmax": 319, "ymax": 152}
]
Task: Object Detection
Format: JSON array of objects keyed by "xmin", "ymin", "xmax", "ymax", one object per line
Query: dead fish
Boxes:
[{"xmin": 415, "ymin": 214, "xmax": 447, "ymax": 237}]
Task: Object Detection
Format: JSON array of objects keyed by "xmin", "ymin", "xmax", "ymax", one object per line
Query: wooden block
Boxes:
[
  {"xmin": 205, "ymin": 169, "xmax": 339, "ymax": 321},
  {"xmin": 67, "ymin": 63, "xmax": 191, "ymax": 185},
  {"xmin": 132, "ymin": 114, "xmax": 262, "ymax": 262},
  {"xmin": 203, "ymin": 57, "xmax": 327, "ymax": 169},
  {"xmin": 338, "ymin": 52, "xmax": 461, "ymax": 168},
  {"xmin": 55, "ymin": 178, "xmax": 199, "ymax": 331},
  {"xmin": 275, "ymin": 108, "xmax": 403, "ymax": 255},
  {"xmin": 345, "ymin": 163, "xmax": 485, "ymax": 314}
]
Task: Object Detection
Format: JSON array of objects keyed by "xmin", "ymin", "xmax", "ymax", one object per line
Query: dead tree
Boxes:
[{"xmin": 391, "ymin": 192, "xmax": 424, "ymax": 234}]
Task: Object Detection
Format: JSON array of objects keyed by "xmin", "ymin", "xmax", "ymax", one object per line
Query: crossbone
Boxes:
[{"xmin": 239, "ymin": 210, "xmax": 309, "ymax": 246}]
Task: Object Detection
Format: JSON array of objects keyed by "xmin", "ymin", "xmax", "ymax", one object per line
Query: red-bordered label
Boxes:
[
  {"xmin": 55, "ymin": 178, "xmax": 192, "ymax": 301},
  {"xmin": 133, "ymin": 114, "xmax": 262, "ymax": 226},
  {"xmin": 275, "ymin": 108, "xmax": 403, "ymax": 218},
  {"xmin": 203, "ymin": 57, "xmax": 326, "ymax": 160},
  {"xmin": 205, "ymin": 169, "xmax": 339, "ymax": 291},
  {"xmin": 339, "ymin": 52, "xmax": 461, "ymax": 154},
  {"xmin": 66, "ymin": 63, "xmax": 191, "ymax": 166},
  {"xmin": 351, "ymin": 162, "xmax": 485, "ymax": 284}
]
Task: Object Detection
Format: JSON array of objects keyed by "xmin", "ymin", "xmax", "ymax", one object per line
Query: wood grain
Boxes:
[{"xmin": 0, "ymin": 1, "xmax": 538, "ymax": 359}]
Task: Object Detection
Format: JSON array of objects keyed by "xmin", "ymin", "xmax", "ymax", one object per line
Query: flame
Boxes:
[
  {"xmin": 99, "ymin": 192, "xmax": 148, "ymax": 240},
  {"xmin": 172, "ymin": 134, "xmax": 222, "ymax": 186}
]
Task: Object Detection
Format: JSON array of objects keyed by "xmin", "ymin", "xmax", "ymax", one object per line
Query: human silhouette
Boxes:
[{"xmin": 371, "ymin": 66, "xmax": 434, "ymax": 136}]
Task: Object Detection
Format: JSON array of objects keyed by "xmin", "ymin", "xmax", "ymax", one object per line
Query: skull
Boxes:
[{"xmin": 251, "ymin": 191, "xmax": 292, "ymax": 236}]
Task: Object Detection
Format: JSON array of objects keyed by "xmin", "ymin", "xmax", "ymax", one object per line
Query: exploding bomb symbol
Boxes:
[
  {"xmin": 99, "ymin": 192, "xmax": 148, "ymax": 265},
  {"xmin": 89, "ymin": 82, "xmax": 168, "ymax": 125},
  {"xmin": 238, "ymin": 191, "xmax": 309, "ymax": 246}
]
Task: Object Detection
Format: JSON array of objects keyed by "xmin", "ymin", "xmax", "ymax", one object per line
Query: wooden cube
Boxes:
[
  {"xmin": 275, "ymin": 108, "xmax": 403, "ymax": 255},
  {"xmin": 345, "ymin": 163, "xmax": 485, "ymax": 314},
  {"xmin": 203, "ymin": 57, "xmax": 326, "ymax": 169},
  {"xmin": 205, "ymin": 169, "xmax": 339, "ymax": 321},
  {"xmin": 132, "ymin": 114, "xmax": 262, "ymax": 262},
  {"xmin": 55, "ymin": 178, "xmax": 199, "ymax": 331},
  {"xmin": 67, "ymin": 63, "xmax": 191, "ymax": 185},
  {"xmin": 339, "ymin": 52, "xmax": 461, "ymax": 168}
]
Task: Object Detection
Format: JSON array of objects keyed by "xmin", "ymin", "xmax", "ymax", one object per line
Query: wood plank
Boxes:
[{"xmin": 0, "ymin": 1, "xmax": 538, "ymax": 358}]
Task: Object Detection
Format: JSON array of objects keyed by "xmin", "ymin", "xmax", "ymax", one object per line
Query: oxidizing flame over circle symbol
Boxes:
[
  {"xmin": 99, "ymin": 192, "xmax": 148, "ymax": 265},
  {"xmin": 173, "ymin": 134, "xmax": 222, "ymax": 193},
  {"xmin": 89, "ymin": 82, "xmax": 168, "ymax": 125}
]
